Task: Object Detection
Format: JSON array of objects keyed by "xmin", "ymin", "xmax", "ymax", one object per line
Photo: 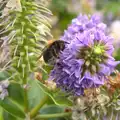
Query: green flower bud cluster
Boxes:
[
  {"xmin": 0, "ymin": 0, "xmax": 52, "ymax": 83},
  {"xmin": 77, "ymin": 42, "xmax": 108, "ymax": 75}
]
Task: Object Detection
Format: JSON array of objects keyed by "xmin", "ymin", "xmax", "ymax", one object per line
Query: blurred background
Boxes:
[{"xmin": 46, "ymin": 0, "xmax": 120, "ymax": 39}]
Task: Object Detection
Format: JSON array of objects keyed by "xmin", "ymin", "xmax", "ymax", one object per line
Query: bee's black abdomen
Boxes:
[{"xmin": 43, "ymin": 40, "xmax": 65, "ymax": 65}]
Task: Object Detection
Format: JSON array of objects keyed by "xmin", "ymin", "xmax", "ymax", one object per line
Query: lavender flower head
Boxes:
[
  {"xmin": 50, "ymin": 14, "xmax": 120, "ymax": 96},
  {"xmin": 61, "ymin": 14, "xmax": 106, "ymax": 43},
  {"xmin": 0, "ymin": 80, "xmax": 9, "ymax": 100}
]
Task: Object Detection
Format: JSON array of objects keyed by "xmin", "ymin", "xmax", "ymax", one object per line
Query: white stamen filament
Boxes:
[
  {"xmin": 14, "ymin": 45, "xmax": 18, "ymax": 56},
  {"xmin": 26, "ymin": 47, "xmax": 31, "ymax": 71},
  {"xmin": 22, "ymin": 67, "xmax": 24, "ymax": 78},
  {"xmin": 21, "ymin": 24, "xmax": 24, "ymax": 34},
  {"xmin": 2, "ymin": 59, "xmax": 12, "ymax": 69},
  {"xmin": 8, "ymin": 32, "xmax": 16, "ymax": 44},
  {"xmin": 17, "ymin": 56, "xmax": 21, "ymax": 67},
  {"xmin": 11, "ymin": 17, "xmax": 17, "ymax": 27}
]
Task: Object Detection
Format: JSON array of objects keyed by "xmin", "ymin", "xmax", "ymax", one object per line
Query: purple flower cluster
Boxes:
[
  {"xmin": 50, "ymin": 14, "xmax": 120, "ymax": 96},
  {"xmin": 61, "ymin": 14, "xmax": 106, "ymax": 43}
]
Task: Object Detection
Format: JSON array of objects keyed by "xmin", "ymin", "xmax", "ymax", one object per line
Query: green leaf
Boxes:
[
  {"xmin": 0, "ymin": 72, "xmax": 8, "ymax": 81},
  {"xmin": 8, "ymin": 83, "xmax": 24, "ymax": 107},
  {"xmin": 3, "ymin": 111, "xmax": 23, "ymax": 120},
  {"xmin": 28, "ymin": 80, "xmax": 45, "ymax": 109},
  {"xmin": 40, "ymin": 105, "xmax": 66, "ymax": 120},
  {"xmin": 53, "ymin": 95, "xmax": 73, "ymax": 106},
  {"xmin": 40, "ymin": 105, "xmax": 63, "ymax": 114},
  {"xmin": 37, "ymin": 80, "xmax": 73, "ymax": 106},
  {"xmin": 0, "ymin": 107, "xmax": 4, "ymax": 120},
  {"xmin": 0, "ymin": 98, "xmax": 25, "ymax": 118}
]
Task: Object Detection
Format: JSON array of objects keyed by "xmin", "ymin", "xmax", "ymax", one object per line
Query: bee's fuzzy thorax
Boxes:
[{"xmin": 43, "ymin": 40, "xmax": 66, "ymax": 65}]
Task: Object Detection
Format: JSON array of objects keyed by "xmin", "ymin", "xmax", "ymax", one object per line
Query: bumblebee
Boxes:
[{"xmin": 39, "ymin": 40, "xmax": 66, "ymax": 65}]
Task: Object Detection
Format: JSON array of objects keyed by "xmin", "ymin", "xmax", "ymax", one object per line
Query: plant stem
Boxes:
[
  {"xmin": 30, "ymin": 95, "xmax": 48, "ymax": 118},
  {"xmin": 35, "ymin": 112, "xmax": 72, "ymax": 120},
  {"xmin": 23, "ymin": 74, "xmax": 29, "ymax": 113},
  {"xmin": 24, "ymin": 88, "xmax": 29, "ymax": 112}
]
